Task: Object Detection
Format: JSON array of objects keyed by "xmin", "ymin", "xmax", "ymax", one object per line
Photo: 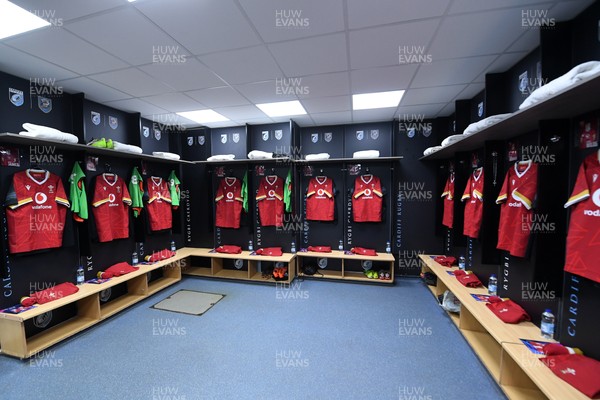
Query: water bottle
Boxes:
[
  {"xmin": 291, "ymin": 241, "xmax": 296, "ymax": 253},
  {"xmin": 541, "ymin": 309, "xmax": 555, "ymax": 339},
  {"xmin": 248, "ymin": 240, "xmax": 254, "ymax": 251},
  {"xmin": 132, "ymin": 251, "xmax": 139, "ymax": 266},
  {"xmin": 385, "ymin": 241, "xmax": 391, "ymax": 253},
  {"xmin": 170, "ymin": 240, "xmax": 176, "ymax": 252},
  {"xmin": 458, "ymin": 255, "xmax": 466, "ymax": 270},
  {"xmin": 488, "ymin": 274, "xmax": 497, "ymax": 296},
  {"xmin": 338, "ymin": 240, "xmax": 344, "ymax": 251},
  {"xmin": 76, "ymin": 265, "xmax": 85, "ymax": 285}
]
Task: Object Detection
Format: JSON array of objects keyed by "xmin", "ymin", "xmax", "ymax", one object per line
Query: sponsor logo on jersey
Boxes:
[
  {"xmin": 268, "ymin": 189, "xmax": 275, "ymax": 197},
  {"xmin": 109, "ymin": 116, "xmax": 118, "ymax": 130},
  {"xmin": 91, "ymin": 111, "xmax": 101, "ymax": 126},
  {"xmin": 583, "ymin": 209, "xmax": 600, "ymax": 217},
  {"xmin": 317, "ymin": 188, "xmax": 325, "ymax": 196},
  {"xmin": 38, "ymin": 96, "xmax": 52, "ymax": 113},
  {"xmin": 9, "ymin": 88, "xmax": 24, "ymax": 107},
  {"xmin": 35, "ymin": 192, "xmax": 48, "ymax": 204},
  {"xmin": 324, "ymin": 132, "xmax": 332, "ymax": 142},
  {"xmin": 143, "ymin": 126, "xmax": 150, "ymax": 138},
  {"xmin": 25, "ymin": 184, "xmax": 31, "ymax": 191},
  {"xmin": 226, "ymin": 192, "xmax": 234, "ymax": 200},
  {"xmin": 508, "ymin": 202, "xmax": 522, "ymax": 207},
  {"xmin": 364, "ymin": 189, "xmax": 372, "ymax": 196},
  {"xmin": 108, "ymin": 193, "xmax": 116, "ymax": 203}
]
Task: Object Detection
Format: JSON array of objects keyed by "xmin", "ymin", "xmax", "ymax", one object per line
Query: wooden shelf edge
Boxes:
[
  {"xmin": 100, "ymin": 294, "xmax": 146, "ymax": 319},
  {"xmin": 26, "ymin": 316, "xmax": 98, "ymax": 357}
]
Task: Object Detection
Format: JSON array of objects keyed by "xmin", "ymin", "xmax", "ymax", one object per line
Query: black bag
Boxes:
[{"xmin": 302, "ymin": 264, "xmax": 318, "ymax": 276}]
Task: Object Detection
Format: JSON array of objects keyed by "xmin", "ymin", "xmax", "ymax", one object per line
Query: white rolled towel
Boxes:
[
  {"xmin": 112, "ymin": 141, "xmax": 143, "ymax": 154},
  {"xmin": 441, "ymin": 134, "xmax": 463, "ymax": 147},
  {"xmin": 353, "ymin": 150, "xmax": 380, "ymax": 159},
  {"xmin": 248, "ymin": 150, "xmax": 273, "ymax": 159},
  {"xmin": 305, "ymin": 153, "xmax": 330, "ymax": 161},
  {"xmin": 20, "ymin": 123, "xmax": 78, "ymax": 143},
  {"xmin": 152, "ymin": 151, "xmax": 181, "ymax": 160},
  {"xmin": 463, "ymin": 113, "xmax": 512, "ymax": 136},
  {"xmin": 423, "ymin": 146, "xmax": 443, "ymax": 156},
  {"xmin": 207, "ymin": 154, "xmax": 236, "ymax": 161}
]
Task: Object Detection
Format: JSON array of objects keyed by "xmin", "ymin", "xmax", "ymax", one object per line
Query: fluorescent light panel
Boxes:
[
  {"xmin": 177, "ymin": 110, "xmax": 229, "ymax": 124},
  {"xmin": 0, "ymin": 0, "xmax": 51, "ymax": 40},
  {"xmin": 352, "ymin": 90, "xmax": 405, "ymax": 110},
  {"xmin": 256, "ymin": 100, "xmax": 306, "ymax": 117}
]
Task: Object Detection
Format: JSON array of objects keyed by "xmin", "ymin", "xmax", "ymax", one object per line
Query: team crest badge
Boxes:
[
  {"xmin": 143, "ymin": 126, "xmax": 150, "ymax": 137},
  {"xmin": 423, "ymin": 126, "xmax": 432, "ymax": 137},
  {"xmin": 99, "ymin": 288, "xmax": 111, "ymax": 302},
  {"xmin": 262, "ymin": 130, "xmax": 269, "ymax": 141},
  {"xmin": 38, "ymin": 96, "xmax": 52, "ymax": 113},
  {"xmin": 232, "ymin": 133, "xmax": 240, "ymax": 143},
  {"xmin": 187, "ymin": 136, "xmax": 193, "ymax": 146},
  {"xmin": 109, "ymin": 116, "xmax": 118, "ymax": 130},
  {"xmin": 311, "ymin": 133, "xmax": 318, "ymax": 143},
  {"xmin": 407, "ymin": 128, "xmax": 415, "ymax": 138},
  {"xmin": 370, "ymin": 129, "xmax": 379, "ymax": 140},
  {"xmin": 324, "ymin": 132, "xmax": 332, "ymax": 143},
  {"xmin": 91, "ymin": 111, "xmax": 101, "ymax": 126},
  {"xmin": 9, "ymin": 88, "xmax": 23, "ymax": 107},
  {"xmin": 593, "ymin": 174, "xmax": 598, "ymax": 183},
  {"xmin": 274, "ymin": 130, "xmax": 283, "ymax": 140},
  {"xmin": 33, "ymin": 311, "xmax": 52, "ymax": 328},
  {"xmin": 221, "ymin": 134, "xmax": 227, "ymax": 144},
  {"xmin": 198, "ymin": 136, "xmax": 205, "ymax": 145},
  {"xmin": 478, "ymin": 102, "xmax": 484, "ymax": 117},
  {"xmin": 154, "ymin": 129, "xmax": 161, "ymax": 140},
  {"xmin": 356, "ymin": 130, "xmax": 364, "ymax": 141}
]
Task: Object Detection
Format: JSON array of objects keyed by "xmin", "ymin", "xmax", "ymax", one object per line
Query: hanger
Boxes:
[
  {"xmin": 364, "ymin": 166, "xmax": 370, "ymax": 174},
  {"xmin": 104, "ymin": 163, "xmax": 113, "ymax": 174}
]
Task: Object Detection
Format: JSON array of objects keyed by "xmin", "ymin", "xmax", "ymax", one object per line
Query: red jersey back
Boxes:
[
  {"xmin": 306, "ymin": 176, "xmax": 334, "ymax": 221},
  {"xmin": 352, "ymin": 175, "xmax": 383, "ymax": 222},
  {"xmin": 441, "ymin": 173, "xmax": 454, "ymax": 229},
  {"xmin": 215, "ymin": 177, "xmax": 243, "ymax": 228},
  {"xmin": 256, "ymin": 175, "xmax": 284, "ymax": 227},
  {"xmin": 564, "ymin": 151, "xmax": 600, "ymax": 283},
  {"xmin": 496, "ymin": 161, "xmax": 538, "ymax": 257},
  {"xmin": 146, "ymin": 177, "xmax": 172, "ymax": 231},
  {"xmin": 5, "ymin": 169, "xmax": 70, "ymax": 254},
  {"xmin": 461, "ymin": 168, "xmax": 484, "ymax": 238},
  {"xmin": 92, "ymin": 173, "xmax": 132, "ymax": 242}
]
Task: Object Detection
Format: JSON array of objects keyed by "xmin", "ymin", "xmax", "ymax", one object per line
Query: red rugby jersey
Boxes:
[
  {"xmin": 92, "ymin": 173, "xmax": 132, "ymax": 242},
  {"xmin": 352, "ymin": 175, "xmax": 383, "ymax": 222},
  {"xmin": 306, "ymin": 176, "xmax": 334, "ymax": 221},
  {"xmin": 256, "ymin": 175, "xmax": 284, "ymax": 227},
  {"xmin": 461, "ymin": 167, "xmax": 484, "ymax": 239},
  {"xmin": 146, "ymin": 176, "xmax": 172, "ymax": 231},
  {"xmin": 215, "ymin": 177, "xmax": 243, "ymax": 228},
  {"xmin": 441, "ymin": 173, "xmax": 454, "ymax": 229}
]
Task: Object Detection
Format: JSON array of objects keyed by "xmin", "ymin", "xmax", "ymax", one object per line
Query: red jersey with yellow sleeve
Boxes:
[
  {"xmin": 352, "ymin": 175, "xmax": 383, "ymax": 222},
  {"xmin": 256, "ymin": 175, "xmax": 284, "ymax": 227},
  {"xmin": 496, "ymin": 161, "xmax": 538, "ymax": 257},
  {"xmin": 5, "ymin": 169, "xmax": 70, "ymax": 254},
  {"xmin": 306, "ymin": 176, "xmax": 334, "ymax": 221},
  {"xmin": 564, "ymin": 151, "xmax": 600, "ymax": 283},
  {"xmin": 215, "ymin": 177, "xmax": 243, "ymax": 228},
  {"xmin": 441, "ymin": 173, "xmax": 454, "ymax": 229},
  {"xmin": 146, "ymin": 176, "xmax": 172, "ymax": 231},
  {"xmin": 91, "ymin": 173, "xmax": 132, "ymax": 242},
  {"xmin": 461, "ymin": 167, "xmax": 484, "ymax": 238}
]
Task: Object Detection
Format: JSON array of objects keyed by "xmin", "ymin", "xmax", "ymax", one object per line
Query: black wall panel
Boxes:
[
  {"xmin": 343, "ymin": 122, "xmax": 393, "ymax": 158},
  {"xmin": 210, "ymin": 126, "xmax": 247, "ymax": 160}
]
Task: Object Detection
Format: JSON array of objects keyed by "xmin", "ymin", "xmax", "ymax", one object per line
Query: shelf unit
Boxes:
[
  {"xmin": 0, "ymin": 254, "xmax": 185, "ymax": 359},
  {"xmin": 421, "ymin": 74, "xmax": 600, "ymax": 160},
  {"xmin": 295, "ymin": 250, "xmax": 395, "ymax": 284},
  {"xmin": 180, "ymin": 248, "xmax": 296, "ymax": 283},
  {"xmin": 197, "ymin": 156, "xmax": 403, "ymax": 165},
  {"xmin": 419, "ymin": 255, "xmax": 589, "ymax": 400},
  {"xmin": 0, "ymin": 133, "xmax": 195, "ymax": 164}
]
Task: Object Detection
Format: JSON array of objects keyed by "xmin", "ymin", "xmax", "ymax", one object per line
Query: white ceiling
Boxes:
[{"xmin": 0, "ymin": 0, "xmax": 594, "ymax": 128}]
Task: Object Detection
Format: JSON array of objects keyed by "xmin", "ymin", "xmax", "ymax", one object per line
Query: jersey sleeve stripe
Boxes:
[
  {"xmin": 215, "ymin": 195, "xmax": 224, "ymax": 202},
  {"xmin": 496, "ymin": 193, "xmax": 507, "ymax": 204},
  {"xmin": 564, "ymin": 190, "xmax": 589, "ymax": 208},
  {"xmin": 55, "ymin": 197, "xmax": 70, "ymax": 207},
  {"xmin": 256, "ymin": 195, "xmax": 267, "ymax": 200},
  {"xmin": 373, "ymin": 190, "xmax": 383, "ymax": 197},
  {"xmin": 513, "ymin": 190, "xmax": 533, "ymax": 210},
  {"xmin": 306, "ymin": 191, "xmax": 316, "ymax": 197},
  {"xmin": 353, "ymin": 190, "xmax": 365, "ymax": 199},
  {"xmin": 123, "ymin": 198, "xmax": 132, "ymax": 205},
  {"xmin": 92, "ymin": 199, "xmax": 110, "ymax": 207},
  {"xmin": 473, "ymin": 190, "xmax": 483, "ymax": 200},
  {"xmin": 8, "ymin": 198, "xmax": 33, "ymax": 210},
  {"xmin": 234, "ymin": 197, "xmax": 243, "ymax": 202},
  {"xmin": 273, "ymin": 194, "xmax": 283, "ymax": 201},
  {"xmin": 461, "ymin": 193, "xmax": 470, "ymax": 201},
  {"xmin": 323, "ymin": 191, "xmax": 333, "ymax": 198}
]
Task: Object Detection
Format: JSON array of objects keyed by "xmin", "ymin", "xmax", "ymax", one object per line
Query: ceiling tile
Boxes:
[
  {"xmin": 310, "ymin": 111, "xmax": 352, "ymax": 126},
  {"xmin": 301, "ymin": 96, "xmax": 351, "ymax": 114},
  {"xmin": 349, "ymin": 20, "xmax": 439, "ymax": 69},
  {"xmin": 238, "ymin": 0, "xmax": 345, "ymax": 42},
  {"xmin": 0, "ymin": 44, "xmax": 77, "ymax": 81},
  {"xmin": 439, "ymin": 102, "xmax": 456, "ymax": 117},
  {"xmin": 213, "ymin": 105, "xmax": 268, "ymax": 120},
  {"xmin": 269, "ymin": 33, "xmax": 348, "ymax": 76},
  {"xmin": 65, "ymin": 8, "xmax": 187, "ymax": 66},
  {"xmin": 401, "ymin": 85, "xmax": 467, "ymax": 106},
  {"xmin": 104, "ymin": 98, "xmax": 168, "ymax": 116},
  {"xmin": 185, "ymin": 87, "xmax": 250, "ymax": 108},
  {"xmin": 136, "ymin": 0, "xmax": 261, "ymax": 55},
  {"xmin": 5, "ymin": 29, "xmax": 128, "ymax": 75},
  {"xmin": 295, "ymin": 72, "xmax": 350, "ymax": 99},
  {"xmin": 507, "ymin": 29, "xmax": 540, "ymax": 53},
  {"xmin": 139, "ymin": 58, "xmax": 225, "ymax": 91},
  {"xmin": 141, "ymin": 93, "xmax": 204, "ymax": 112},
  {"xmin": 290, "ymin": 114, "xmax": 315, "ymax": 127},
  {"xmin": 57, "ymin": 77, "xmax": 131, "ymax": 103},
  {"xmin": 456, "ymin": 83, "xmax": 486, "ymax": 100},
  {"xmin": 347, "ymin": 0, "xmax": 451, "ymax": 29},
  {"xmin": 351, "ymin": 64, "xmax": 419, "ymax": 93},
  {"xmin": 199, "ymin": 46, "xmax": 283, "ymax": 85},
  {"xmin": 234, "ymin": 81, "xmax": 298, "ymax": 103},
  {"xmin": 10, "ymin": 0, "xmax": 125, "ymax": 21},
  {"xmin": 485, "ymin": 53, "xmax": 528, "ymax": 74},
  {"xmin": 352, "ymin": 108, "xmax": 396, "ymax": 123},
  {"xmin": 448, "ymin": 0, "xmax": 551, "ymax": 14},
  {"xmin": 89, "ymin": 68, "xmax": 174, "ymax": 97},
  {"xmin": 410, "ymin": 56, "xmax": 496, "ymax": 88}
]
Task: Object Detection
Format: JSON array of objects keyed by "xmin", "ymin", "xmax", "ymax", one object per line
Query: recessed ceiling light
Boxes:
[
  {"xmin": 352, "ymin": 90, "xmax": 405, "ymax": 110},
  {"xmin": 0, "ymin": 0, "xmax": 51, "ymax": 40},
  {"xmin": 256, "ymin": 100, "xmax": 307, "ymax": 117},
  {"xmin": 177, "ymin": 110, "xmax": 229, "ymax": 124}
]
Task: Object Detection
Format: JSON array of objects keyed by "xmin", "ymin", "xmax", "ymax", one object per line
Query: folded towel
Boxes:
[
  {"xmin": 152, "ymin": 151, "xmax": 181, "ymax": 160},
  {"xmin": 305, "ymin": 153, "xmax": 330, "ymax": 161},
  {"xmin": 423, "ymin": 146, "xmax": 443, "ymax": 156},
  {"xmin": 248, "ymin": 150, "xmax": 273, "ymax": 159},
  {"xmin": 463, "ymin": 113, "xmax": 512, "ymax": 136},
  {"xmin": 207, "ymin": 154, "xmax": 235, "ymax": 161},
  {"xmin": 112, "ymin": 141, "xmax": 143, "ymax": 154},
  {"xmin": 353, "ymin": 150, "xmax": 380, "ymax": 159},
  {"xmin": 441, "ymin": 134, "xmax": 463, "ymax": 147},
  {"xmin": 20, "ymin": 123, "xmax": 79, "ymax": 144}
]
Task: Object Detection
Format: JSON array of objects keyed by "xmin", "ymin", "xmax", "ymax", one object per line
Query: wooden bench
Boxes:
[{"xmin": 419, "ymin": 254, "xmax": 589, "ymax": 400}]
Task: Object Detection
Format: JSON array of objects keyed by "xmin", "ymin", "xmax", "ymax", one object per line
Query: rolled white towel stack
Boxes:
[
  {"xmin": 20, "ymin": 123, "xmax": 79, "ymax": 143},
  {"xmin": 112, "ymin": 141, "xmax": 143, "ymax": 154},
  {"xmin": 441, "ymin": 134, "xmax": 463, "ymax": 147},
  {"xmin": 463, "ymin": 113, "xmax": 512, "ymax": 136},
  {"xmin": 353, "ymin": 150, "xmax": 380, "ymax": 159},
  {"xmin": 152, "ymin": 151, "xmax": 181, "ymax": 160},
  {"xmin": 423, "ymin": 146, "xmax": 443, "ymax": 156},
  {"xmin": 207, "ymin": 154, "xmax": 236, "ymax": 161},
  {"xmin": 304, "ymin": 153, "xmax": 330, "ymax": 161},
  {"xmin": 248, "ymin": 150, "xmax": 273, "ymax": 159}
]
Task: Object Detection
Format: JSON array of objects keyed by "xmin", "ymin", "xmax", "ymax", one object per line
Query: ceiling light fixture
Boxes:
[
  {"xmin": 0, "ymin": 0, "xmax": 51, "ymax": 40},
  {"xmin": 352, "ymin": 90, "xmax": 405, "ymax": 110},
  {"xmin": 256, "ymin": 100, "xmax": 307, "ymax": 117},
  {"xmin": 177, "ymin": 110, "xmax": 229, "ymax": 124}
]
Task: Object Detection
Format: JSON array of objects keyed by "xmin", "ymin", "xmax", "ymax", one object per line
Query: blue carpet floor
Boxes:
[{"xmin": 0, "ymin": 277, "xmax": 506, "ymax": 400}]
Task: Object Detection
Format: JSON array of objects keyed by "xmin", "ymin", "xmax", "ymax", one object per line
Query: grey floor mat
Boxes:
[{"xmin": 151, "ymin": 289, "xmax": 224, "ymax": 316}]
